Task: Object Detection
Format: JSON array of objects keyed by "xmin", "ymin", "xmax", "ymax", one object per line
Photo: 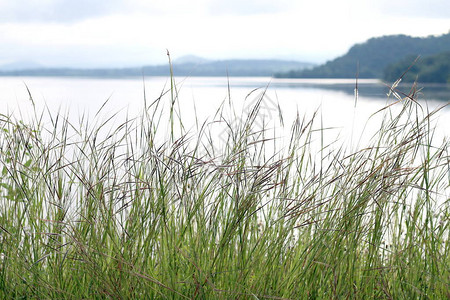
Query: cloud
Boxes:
[
  {"xmin": 0, "ymin": 0, "xmax": 124, "ymax": 23},
  {"xmin": 0, "ymin": 0, "xmax": 210, "ymax": 24},
  {"xmin": 207, "ymin": 0, "xmax": 296, "ymax": 15},
  {"xmin": 1, "ymin": 0, "xmax": 448, "ymax": 25},
  {"xmin": 374, "ymin": 0, "xmax": 450, "ymax": 18}
]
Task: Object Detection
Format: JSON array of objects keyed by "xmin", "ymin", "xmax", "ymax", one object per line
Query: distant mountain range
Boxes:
[
  {"xmin": 276, "ymin": 32, "xmax": 450, "ymax": 83},
  {"xmin": 0, "ymin": 58, "xmax": 314, "ymax": 78}
]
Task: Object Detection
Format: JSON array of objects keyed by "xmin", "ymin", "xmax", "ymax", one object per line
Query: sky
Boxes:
[{"xmin": 0, "ymin": 0, "xmax": 449, "ymax": 68}]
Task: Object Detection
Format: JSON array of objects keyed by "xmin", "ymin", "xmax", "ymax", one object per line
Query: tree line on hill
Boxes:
[
  {"xmin": 276, "ymin": 32, "xmax": 450, "ymax": 83},
  {"xmin": 383, "ymin": 52, "xmax": 450, "ymax": 83}
]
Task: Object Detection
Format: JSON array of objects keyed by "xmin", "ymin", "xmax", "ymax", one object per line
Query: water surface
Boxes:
[{"xmin": 0, "ymin": 76, "xmax": 448, "ymax": 146}]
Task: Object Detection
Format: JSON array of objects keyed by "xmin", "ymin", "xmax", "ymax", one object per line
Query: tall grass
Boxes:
[{"xmin": 0, "ymin": 78, "xmax": 448, "ymax": 299}]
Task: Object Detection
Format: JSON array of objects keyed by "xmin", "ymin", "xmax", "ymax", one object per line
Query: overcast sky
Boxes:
[{"xmin": 0, "ymin": 0, "xmax": 448, "ymax": 68}]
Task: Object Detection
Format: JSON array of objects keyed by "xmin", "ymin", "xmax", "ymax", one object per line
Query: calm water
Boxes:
[{"xmin": 0, "ymin": 76, "xmax": 448, "ymax": 146}]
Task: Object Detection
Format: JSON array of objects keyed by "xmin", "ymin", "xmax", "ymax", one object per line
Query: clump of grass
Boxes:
[{"xmin": 0, "ymin": 77, "xmax": 448, "ymax": 299}]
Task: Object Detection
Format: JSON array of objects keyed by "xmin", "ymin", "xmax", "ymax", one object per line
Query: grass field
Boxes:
[{"xmin": 0, "ymin": 78, "xmax": 448, "ymax": 299}]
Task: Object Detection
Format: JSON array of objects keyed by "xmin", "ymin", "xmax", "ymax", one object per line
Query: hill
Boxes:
[
  {"xmin": 165, "ymin": 59, "xmax": 314, "ymax": 77},
  {"xmin": 0, "ymin": 59, "xmax": 314, "ymax": 78},
  {"xmin": 276, "ymin": 33, "xmax": 450, "ymax": 79},
  {"xmin": 383, "ymin": 51, "xmax": 450, "ymax": 83}
]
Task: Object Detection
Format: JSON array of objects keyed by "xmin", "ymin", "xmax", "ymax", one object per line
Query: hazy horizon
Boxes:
[{"xmin": 0, "ymin": 0, "xmax": 449, "ymax": 69}]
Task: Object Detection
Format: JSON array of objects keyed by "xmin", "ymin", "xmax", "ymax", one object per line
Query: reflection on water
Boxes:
[
  {"xmin": 185, "ymin": 77, "xmax": 449, "ymax": 102},
  {"xmin": 274, "ymin": 80, "xmax": 450, "ymax": 102}
]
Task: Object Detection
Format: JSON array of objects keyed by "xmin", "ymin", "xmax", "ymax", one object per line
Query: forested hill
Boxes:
[
  {"xmin": 276, "ymin": 33, "xmax": 450, "ymax": 79},
  {"xmin": 383, "ymin": 52, "xmax": 450, "ymax": 83}
]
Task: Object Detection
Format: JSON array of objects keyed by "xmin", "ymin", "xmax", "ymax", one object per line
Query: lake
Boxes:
[{"xmin": 0, "ymin": 76, "xmax": 448, "ymax": 149}]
